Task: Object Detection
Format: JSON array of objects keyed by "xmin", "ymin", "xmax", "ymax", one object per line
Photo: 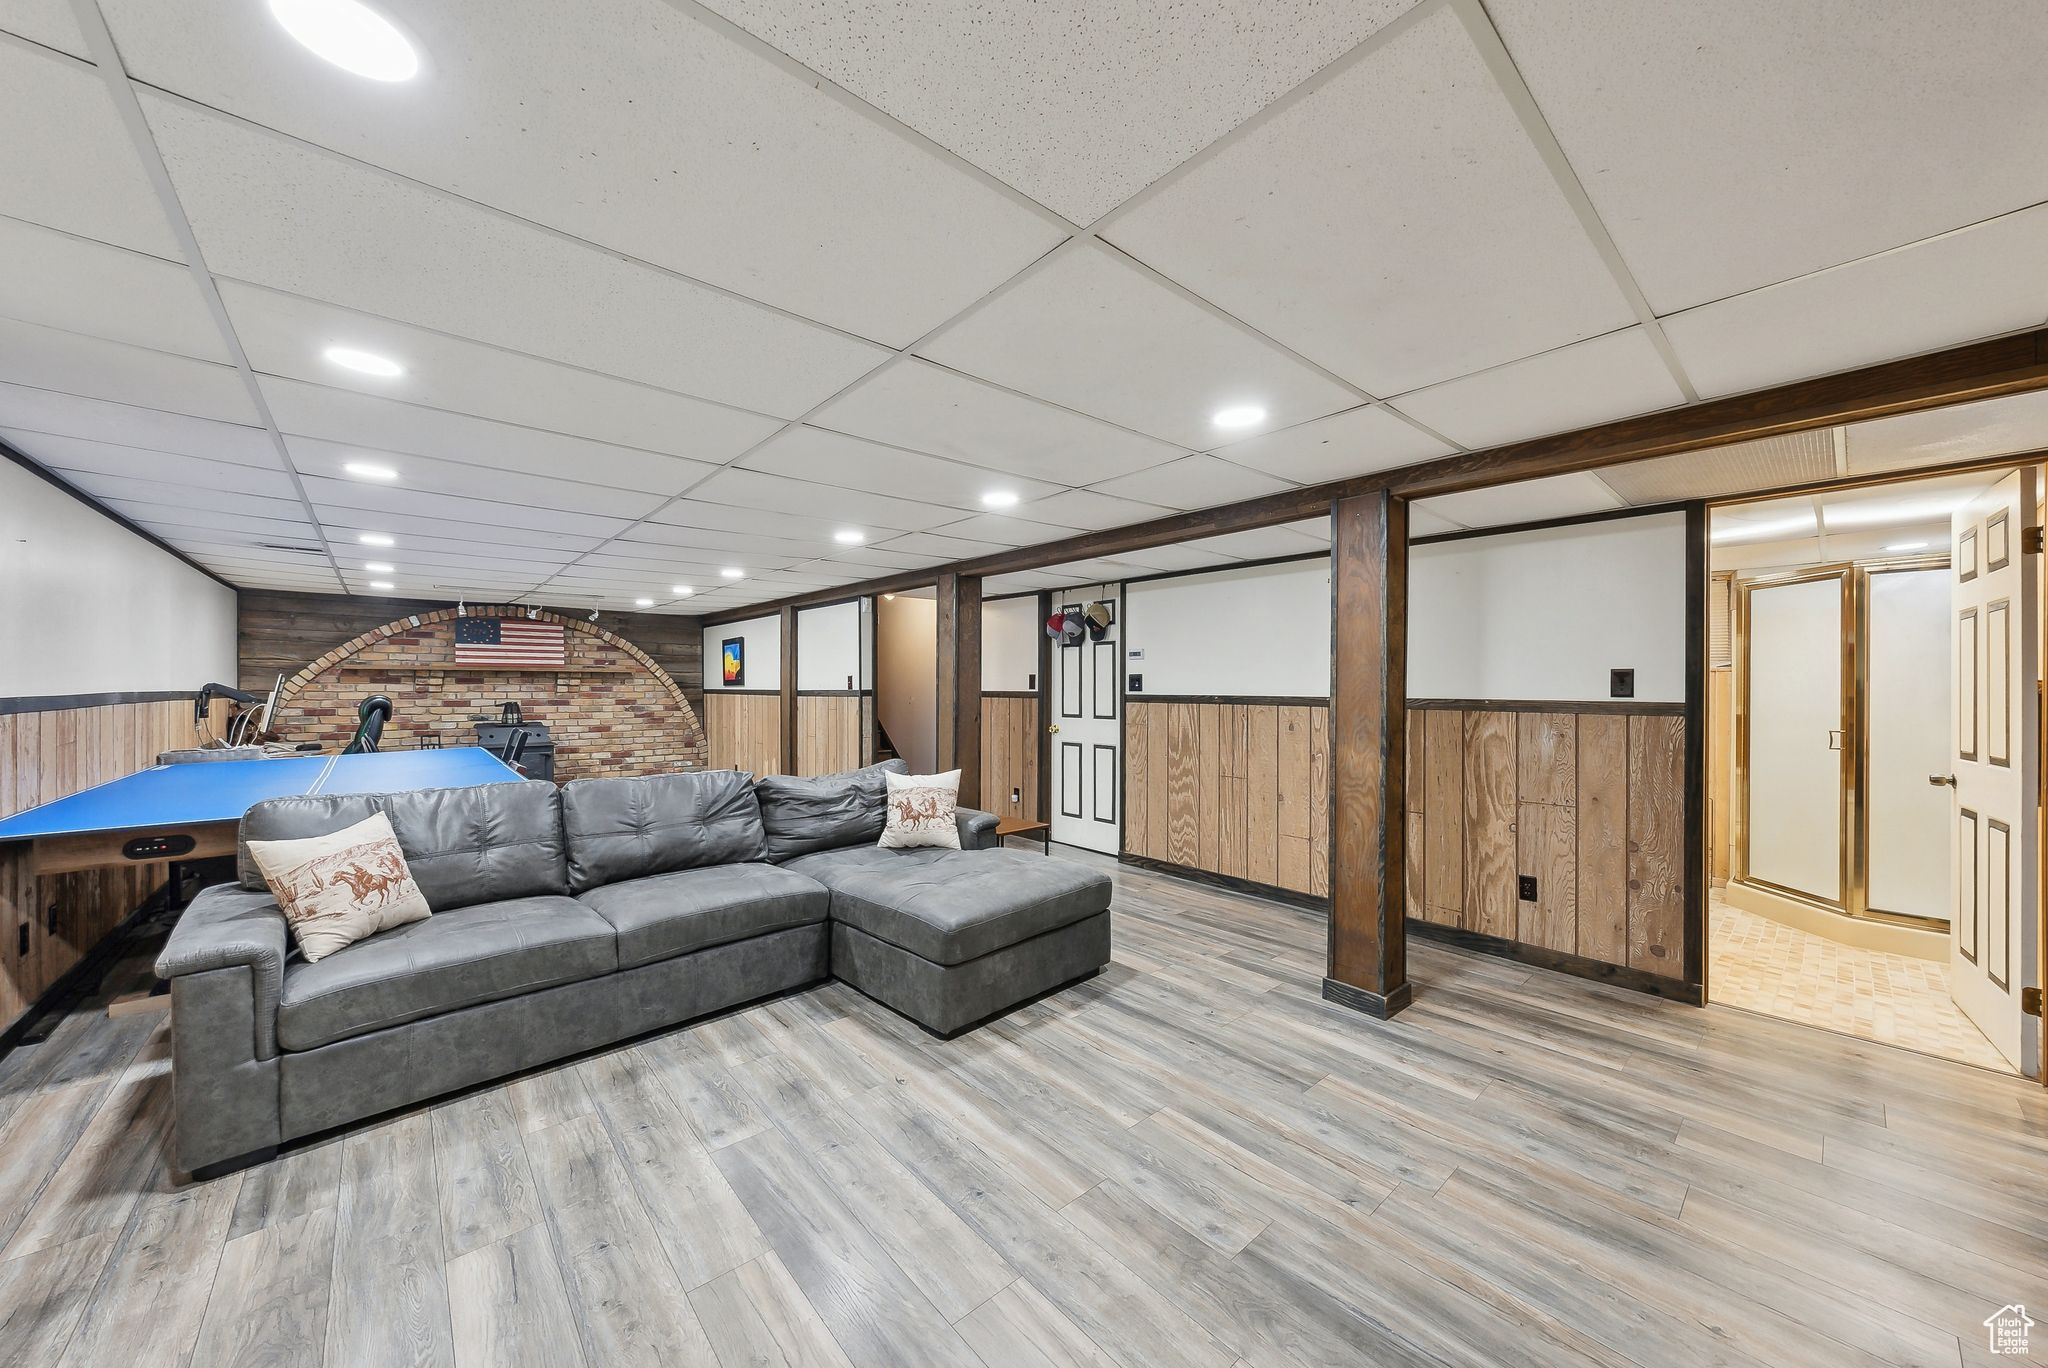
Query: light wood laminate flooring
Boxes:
[{"xmin": 2, "ymin": 853, "xmax": 2044, "ymax": 1367}]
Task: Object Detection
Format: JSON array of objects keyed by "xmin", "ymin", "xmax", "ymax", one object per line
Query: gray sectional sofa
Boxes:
[{"xmin": 155, "ymin": 760, "xmax": 1111, "ymax": 1178}]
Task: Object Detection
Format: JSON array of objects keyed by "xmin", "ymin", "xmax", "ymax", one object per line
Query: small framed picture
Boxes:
[{"xmin": 721, "ymin": 637, "xmax": 745, "ymax": 687}]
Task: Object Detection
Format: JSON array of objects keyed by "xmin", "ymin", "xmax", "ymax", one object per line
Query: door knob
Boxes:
[
  {"xmin": 1048, "ymin": 724, "xmax": 1060, "ymax": 734},
  {"xmin": 1928, "ymin": 773, "xmax": 1956, "ymax": 786}
]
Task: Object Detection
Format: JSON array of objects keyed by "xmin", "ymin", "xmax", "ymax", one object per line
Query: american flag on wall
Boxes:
[{"xmin": 454, "ymin": 616, "xmax": 566, "ymax": 667}]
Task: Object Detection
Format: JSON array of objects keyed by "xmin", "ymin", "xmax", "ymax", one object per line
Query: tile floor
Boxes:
[{"xmin": 1710, "ymin": 891, "xmax": 2012, "ymax": 1072}]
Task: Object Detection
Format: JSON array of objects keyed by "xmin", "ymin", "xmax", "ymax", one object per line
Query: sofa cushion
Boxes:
[
  {"xmin": 559, "ymin": 770, "xmax": 769, "ymax": 893},
  {"xmin": 576, "ymin": 863, "xmax": 829, "ymax": 969},
  {"xmin": 755, "ymin": 759, "xmax": 907, "ymax": 861},
  {"xmin": 783, "ymin": 846, "xmax": 1110, "ymax": 965},
  {"xmin": 276, "ymin": 895, "xmax": 616, "ymax": 1051},
  {"xmin": 240, "ymin": 780, "xmax": 567, "ymax": 912}
]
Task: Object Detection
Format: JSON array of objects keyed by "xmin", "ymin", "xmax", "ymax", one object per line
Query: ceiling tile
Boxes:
[
  {"xmin": 688, "ymin": 467, "xmax": 965, "ymax": 532},
  {"xmin": 311, "ymin": 503, "xmax": 608, "ymax": 554},
  {"xmin": 1846, "ymin": 389, "xmax": 2048, "ymax": 476},
  {"xmin": 1210, "ymin": 405, "xmax": 1453, "ymax": 484},
  {"xmin": 67, "ymin": 470, "xmax": 305, "ymax": 522},
  {"xmin": 1485, "ymin": 0, "xmax": 2048, "ymax": 311},
  {"xmin": 809, "ymin": 357, "xmax": 1183, "ymax": 486},
  {"xmin": 4, "ymin": 429, "xmax": 295, "ymax": 495},
  {"xmin": 0, "ymin": 315, "xmax": 259, "ymax": 423},
  {"xmin": 225, "ymin": 283, "xmax": 783, "ymax": 462},
  {"xmin": 302, "ymin": 476, "xmax": 638, "ymax": 539},
  {"xmin": 0, "ymin": 383, "xmax": 272, "ymax": 464},
  {"xmin": 283, "ymin": 436, "xmax": 671, "ymax": 519},
  {"xmin": 1089, "ymin": 453, "xmax": 1295, "ymax": 510},
  {"xmin": 1661, "ymin": 205, "xmax": 2048, "ymax": 399},
  {"xmin": 1182, "ymin": 524, "xmax": 1330, "ymax": 561},
  {"xmin": 867, "ymin": 530, "xmax": 1014, "ymax": 560},
  {"xmin": 1408, "ymin": 505, "xmax": 1464, "ymax": 537},
  {"xmin": 114, "ymin": 505, "xmax": 319, "ymax": 541},
  {"xmin": 1, "ymin": 3, "xmax": 89, "ymax": 57},
  {"xmin": 923, "ymin": 512, "xmax": 1083, "ymax": 548},
  {"xmin": 1015, "ymin": 488, "xmax": 1175, "ymax": 533},
  {"xmin": 697, "ymin": 0, "xmax": 1411, "ymax": 224},
  {"xmin": 638, "ymin": 500, "xmax": 864, "ymax": 547},
  {"xmin": 139, "ymin": 94, "xmax": 890, "ymax": 416},
  {"xmin": 919, "ymin": 242, "xmax": 1359, "ymax": 448},
  {"xmin": 102, "ymin": 0, "xmax": 1062, "ymax": 347},
  {"xmin": 1105, "ymin": 5, "xmax": 1634, "ymax": 396},
  {"xmin": 258, "ymin": 378, "xmax": 717, "ymax": 496},
  {"xmin": 1103, "ymin": 542, "xmax": 1237, "ymax": 573},
  {"xmin": 1388, "ymin": 328, "xmax": 1686, "ymax": 450},
  {"xmin": 0, "ymin": 216, "xmax": 227, "ymax": 361},
  {"xmin": 0, "ymin": 40, "xmax": 180, "ymax": 256},
  {"xmin": 1415, "ymin": 471, "xmax": 1626, "ymax": 529},
  {"xmin": 739, "ymin": 424, "xmax": 1061, "ymax": 513}
]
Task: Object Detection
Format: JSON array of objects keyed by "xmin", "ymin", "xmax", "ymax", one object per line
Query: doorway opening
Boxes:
[
  {"xmin": 873, "ymin": 588, "xmax": 937, "ymax": 773},
  {"xmin": 1708, "ymin": 465, "xmax": 2039, "ymax": 1075}
]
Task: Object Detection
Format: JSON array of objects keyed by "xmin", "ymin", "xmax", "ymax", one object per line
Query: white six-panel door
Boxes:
[
  {"xmin": 1049, "ymin": 585, "xmax": 1121, "ymax": 854},
  {"xmin": 1948, "ymin": 469, "xmax": 2039, "ymax": 1076}
]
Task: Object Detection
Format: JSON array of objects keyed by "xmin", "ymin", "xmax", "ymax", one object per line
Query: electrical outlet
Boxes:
[
  {"xmin": 1027, "ymin": 672, "xmax": 1037, "ymax": 690},
  {"xmin": 1011, "ymin": 787, "xmax": 1022, "ymax": 805},
  {"xmin": 1518, "ymin": 875, "xmax": 1538, "ymax": 902},
  {"xmin": 17, "ymin": 923, "xmax": 27, "ymax": 956},
  {"xmin": 1609, "ymin": 668, "xmax": 1635, "ymax": 699},
  {"xmin": 1129, "ymin": 673, "xmax": 1144, "ymax": 692}
]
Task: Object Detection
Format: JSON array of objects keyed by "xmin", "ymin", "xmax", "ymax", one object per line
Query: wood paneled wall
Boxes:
[
  {"xmin": 1124, "ymin": 701, "xmax": 1329, "ymax": 898},
  {"xmin": 703, "ymin": 692, "xmax": 783, "ymax": 776},
  {"xmin": 980, "ymin": 694, "xmax": 1040, "ymax": 822},
  {"xmin": 1, "ymin": 698, "xmax": 206, "ymax": 1030},
  {"xmin": 795, "ymin": 694, "xmax": 866, "ymax": 777},
  {"xmin": 1407, "ymin": 704, "xmax": 1688, "ymax": 981}
]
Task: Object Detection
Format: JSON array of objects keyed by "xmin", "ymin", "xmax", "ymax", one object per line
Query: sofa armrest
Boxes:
[
  {"xmin": 956, "ymin": 807, "xmax": 1000, "ymax": 851},
  {"xmin": 156, "ymin": 883, "xmax": 289, "ymax": 1061}
]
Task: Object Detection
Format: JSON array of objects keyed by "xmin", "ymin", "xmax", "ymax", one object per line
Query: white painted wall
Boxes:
[
  {"xmin": 876, "ymin": 594, "xmax": 937, "ymax": 772},
  {"xmin": 1410, "ymin": 512, "xmax": 1689, "ymax": 703},
  {"xmin": 702, "ymin": 614, "xmax": 780, "ymax": 690},
  {"xmin": 796, "ymin": 599, "xmax": 865, "ymax": 692},
  {"xmin": 1125, "ymin": 559, "xmax": 1331, "ymax": 697},
  {"xmin": 983, "ymin": 595, "xmax": 1042, "ymax": 692},
  {"xmin": 0, "ymin": 459, "xmax": 237, "ymax": 698}
]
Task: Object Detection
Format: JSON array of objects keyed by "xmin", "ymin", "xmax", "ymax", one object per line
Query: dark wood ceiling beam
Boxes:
[{"xmin": 703, "ymin": 327, "xmax": 2048, "ymax": 625}]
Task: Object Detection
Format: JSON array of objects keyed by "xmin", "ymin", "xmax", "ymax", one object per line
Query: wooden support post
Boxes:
[
  {"xmin": 1325, "ymin": 490, "xmax": 1411, "ymax": 1018},
  {"xmin": 778, "ymin": 605, "xmax": 797, "ymax": 777},
  {"xmin": 935, "ymin": 572, "xmax": 983, "ymax": 809}
]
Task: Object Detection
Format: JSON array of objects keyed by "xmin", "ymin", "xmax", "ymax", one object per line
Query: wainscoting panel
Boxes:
[
  {"xmin": 1410, "ymin": 703, "xmax": 1689, "ymax": 981},
  {"xmin": 980, "ymin": 694, "xmax": 1040, "ymax": 823},
  {"xmin": 1126, "ymin": 700, "xmax": 1328, "ymax": 897},
  {"xmin": 795, "ymin": 694, "xmax": 864, "ymax": 777},
  {"xmin": 704, "ymin": 692, "xmax": 783, "ymax": 776},
  {"xmin": 1, "ymin": 698, "xmax": 204, "ymax": 1031}
]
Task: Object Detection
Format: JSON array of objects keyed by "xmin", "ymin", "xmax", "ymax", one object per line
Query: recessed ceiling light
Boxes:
[
  {"xmin": 635, "ymin": 597, "xmax": 654, "ymax": 607},
  {"xmin": 720, "ymin": 567, "xmax": 744, "ymax": 579},
  {"xmin": 1212, "ymin": 404, "xmax": 1268, "ymax": 430},
  {"xmin": 269, "ymin": 0, "xmax": 420, "ymax": 81},
  {"xmin": 368, "ymin": 580, "xmax": 395, "ymax": 591},
  {"xmin": 980, "ymin": 490, "xmax": 1019, "ymax": 509},
  {"xmin": 1884, "ymin": 541, "xmax": 1930, "ymax": 553},
  {"xmin": 357, "ymin": 532, "xmax": 395, "ymax": 546},
  {"xmin": 362, "ymin": 561, "xmax": 394, "ymax": 573},
  {"xmin": 670, "ymin": 585, "xmax": 694, "ymax": 596},
  {"xmin": 342, "ymin": 460, "xmax": 398, "ymax": 481},
  {"xmin": 323, "ymin": 345, "xmax": 404, "ymax": 377},
  {"xmin": 834, "ymin": 529, "xmax": 865, "ymax": 545}
]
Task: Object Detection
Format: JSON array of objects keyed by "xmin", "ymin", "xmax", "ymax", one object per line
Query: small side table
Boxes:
[{"xmin": 993, "ymin": 817, "xmax": 1052, "ymax": 855}]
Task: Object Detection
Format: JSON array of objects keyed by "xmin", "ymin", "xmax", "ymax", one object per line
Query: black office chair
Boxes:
[
  {"xmin": 340, "ymin": 695, "xmax": 394, "ymax": 755},
  {"xmin": 494, "ymin": 727, "xmax": 531, "ymax": 774}
]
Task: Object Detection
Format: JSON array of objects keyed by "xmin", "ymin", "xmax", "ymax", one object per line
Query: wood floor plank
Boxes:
[
  {"xmin": 688, "ymin": 1251, "xmax": 857, "ymax": 1368},
  {"xmin": 432, "ymin": 1086, "xmax": 540, "ymax": 1260},
  {"xmin": 188, "ymin": 1205, "xmax": 337, "ymax": 1368},
  {"xmin": 0, "ymin": 1227, "xmax": 119, "ymax": 1367},
  {"xmin": 524, "ymin": 1112, "xmax": 718, "ymax": 1368},
  {"xmin": 56, "ymin": 1174, "xmax": 238, "ymax": 1368},
  {"xmin": 955, "ymin": 1278, "xmax": 1122, "ymax": 1368},
  {"xmin": 227, "ymin": 1134, "xmax": 344, "ymax": 1244},
  {"xmin": 447, "ymin": 1223, "xmax": 588, "ymax": 1368},
  {"xmin": 327, "ymin": 1111, "xmax": 455, "ymax": 1368}
]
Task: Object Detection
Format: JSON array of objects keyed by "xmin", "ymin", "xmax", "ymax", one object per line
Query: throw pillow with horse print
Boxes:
[
  {"xmin": 246, "ymin": 811, "xmax": 432, "ymax": 961},
  {"xmin": 879, "ymin": 768, "xmax": 963, "ymax": 850}
]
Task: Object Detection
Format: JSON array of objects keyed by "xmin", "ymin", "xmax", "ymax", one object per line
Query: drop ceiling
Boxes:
[{"xmin": 1, "ymin": 0, "xmax": 2046, "ymax": 616}]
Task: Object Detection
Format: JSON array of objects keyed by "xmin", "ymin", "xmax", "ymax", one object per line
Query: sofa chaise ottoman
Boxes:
[{"xmin": 154, "ymin": 759, "xmax": 1112, "ymax": 1177}]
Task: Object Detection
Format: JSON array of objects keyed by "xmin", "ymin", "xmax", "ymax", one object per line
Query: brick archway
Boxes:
[{"xmin": 277, "ymin": 605, "xmax": 705, "ymax": 779}]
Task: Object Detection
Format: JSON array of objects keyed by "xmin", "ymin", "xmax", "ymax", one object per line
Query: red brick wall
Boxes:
[{"xmin": 276, "ymin": 607, "xmax": 706, "ymax": 781}]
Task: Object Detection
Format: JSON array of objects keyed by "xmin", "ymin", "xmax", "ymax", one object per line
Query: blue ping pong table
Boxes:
[{"xmin": 0, "ymin": 747, "xmax": 521, "ymax": 875}]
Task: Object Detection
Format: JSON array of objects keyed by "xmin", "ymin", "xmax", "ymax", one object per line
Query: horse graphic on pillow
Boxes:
[{"xmin": 287, "ymin": 839, "xmax": 419, "ymax": 912}]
